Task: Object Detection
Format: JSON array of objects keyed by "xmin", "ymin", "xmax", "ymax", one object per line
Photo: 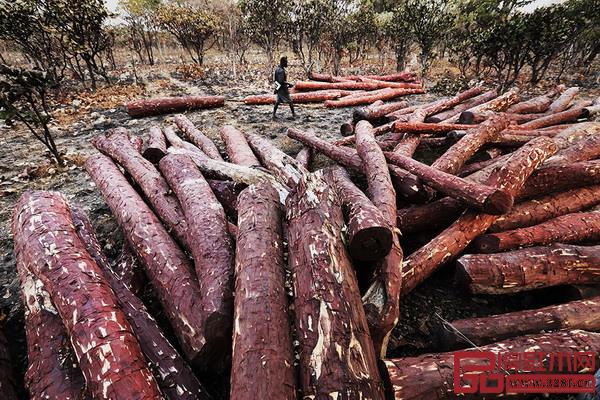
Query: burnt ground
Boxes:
[{"xmin": 0, "ymin": 60, "xmax": 598, "ymax": 399}]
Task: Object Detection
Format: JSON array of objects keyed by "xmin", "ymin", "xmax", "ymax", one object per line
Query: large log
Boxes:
[
  {"xmin": 384, "ymin": 151, "xmax": 513, "ymax": 214},
  {"xmin": 473, "ymin": 210, "xmax": 600, "ymax": 253},
  {"xmin": 243, "ymin": 89, "xmax": 346, "ymax": 105},
  {"xmin": 401, "ymin": 137, "xmax": 558, "ymax": 294},
  {"xmin": 159, "ymin": 153, "xmax": 234, "ymax": 372},
  {"xmin": 436, "ymin": 296, "xmax": 600, "ymax": 348},
  {"xmin": 219, "ymin": 125, "xmax": 260, "ymax": 167},
  {"xmin": 548, "ymin": 86, "xmax": 579, "ymax": 113},
  {"xmin": 428, "ymin": 89, "xmax": 498, "ymax": 123},
  {"xmin": 519, "ymin": 106, "xmax": 590, "ymax": 130},
  {"xmin": 85, "ymin": 154, "xmax": 207, "ymax": 366},
  {"xmin": 355, "ymin": 121, "xmax": 403, "ymax": 356},
  {"xmin": 286, "ymin": 171, "xmax": 385, "ymax": 399},
  {"xmin": 12, "ymin": 191, "xmax": 162, "ymax": 399},
  {"xmin": 294, "ymin": 80, "xmax": 422, "ymax": 91},
  {"xmin": 443, "ymin": 87, "xmax": 520, "ymax": 123},
  {"xmin": 142, "ymin": 126, "xmax": 167, "ymax": 163},
  {"xmin": 324, "ymin": 88, "xmax": 425, "ymax": 108},
  {"xmin": 230, "ymin": 182, "xmax": 296, "ymax": 400},
  {"xmin": 307, "ymin": 71, "xmax": 352, "ymax": 82},
  {"xmin": 382, "ymin": 329, "xmax": 600, "ymax": 400},
  {"xmin": 505, "ymin": 85, "xmax": 564, "ymax": 114},
  {"xmin": 519, "ymin": 160, "xmax": 600, "ymax": 199},
  {"xmin": 353, "ymin": 100, "xmax": 409, "ymax": 122},
  {"xmin": 173, "ymin": 114, "xmax": 223, "ymax": 160},
  {"xmin": 489, "ymin": 185, "xmax": 600, "ymax": 232},
  {"xmin": 126, "ymin": 95, "xmax": 224, "ymax": 117},
  {"xmin": 456, "ymin": 243, "xmax": 600, "ymax": 294},
  {"xmin": 92, "ymin": 132, "xmax": 189, "ymax": 246},
  {"xmin": 70, "ymin": 206, "xmax": 211, "ymax": 400}
]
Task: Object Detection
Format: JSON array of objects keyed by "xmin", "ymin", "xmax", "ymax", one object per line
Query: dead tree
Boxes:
[
  {"xmin": 295, "ymin": 147, "xmax": 312, "ymax": 170},
  {"xmin": 172, "ymin": 114, "xmax": 223, "ymax": 160},
  {"xmin": 230, "ymin": 182, "xmax": 296, "ymax": 400},
  {"xmin": 159, "ymin": 153, "xmax": 234, "ymax": 372},
  {"xmin": 548, "ymin": 86, "xmax": 579, "ymax": 113},
  {"xmin": 126, "ymin": 95, "xmax": 225, "ymax": 117},
  {"xmin": 456, "ymin": 243, "xmax": 600, "ymax": 294},
  {"xmin": 428, "ymin": 89, "xmax": 498, "ymax": 123},
  {"xmin": 12, "ymin": 191, "xmax": 162, "ymax": 399},
  {"xmin": 70, "ymin": 206, "xmax": 211, "ymax": 400},
  {"xmin": 219, "ymin": 125, "xmax": 260, "ymax": 167},
  {"xmin": 85, "ymin": 154, "xmax": 207, "ymax": 367},
  {"xmin": 142, "ymin": 126, "xmax": 167, "ymax": 163},
  {"xmin": 324, "ymin": 88, "xmax": 425, "ymax": 108},
  {"xmin": 286, "ymin": 171, "xmax": 385, "ymax": 399}
]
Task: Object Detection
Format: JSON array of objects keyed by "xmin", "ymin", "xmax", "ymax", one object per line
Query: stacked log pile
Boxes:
[{"xmin": 11, "ymin": 85, "xmax": 600, "ymax": 399}]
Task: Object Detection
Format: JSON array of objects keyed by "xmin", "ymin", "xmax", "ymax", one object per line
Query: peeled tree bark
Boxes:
[
  {"xmin": 85, "ymin": 154, "xmax": 207, "ymax": 367},
  {"xmin": 142, "ymin": 126, "xmax": 167, "ymax": 163},
  {"xmin": 294, "ymin": 80, "xmax": 422, "ymax": 91},
  {"xmin": 428, "ymin": 89, "xmax": 499, "ymax": 123},
  {"xmin": 219, "ymin": 125, "xmax": 260, "ymax": 167},
  {"xmin": 401, "ymin": 137, "xmax": 558, "ymax": 294},
  {"xmin": 126, "ymin": 95, "xmax": 225, "ymax": 117},
  {"xmin": 12, "ymin": 191, "xmax": 162, "ymax": 399},
  {"xmin": 159, "ymin": 153, "xmax": 234, "ymax": 372},
  {"xmin": 381, "ymin": 330, "xmax": 600, "ymax": 400},
  {"xmin": 324, "ymin": 88, "xmax": 425, "ymax": 108},
  {"xmin": 230, "ymin": 182, "xmax": 296, "ymax": 400},
  {"xmin": 355, "ymin": 121, "xmax": 403, "ymax": 358},
  {"xmin": 286, "ymin": 171, "xmax": 385, "ymax": 399},
  {"xmin": 436, "ymin": 296, "xmax": 600, "ymax": 348},
  {"xmin": 70, "ymin": 206, "xmax": 211, "ymax": 400},
  {"xmin": 173, "ymin": 114, "xmax": 223, "ymax": 160},
  {"xmin": 473, "ymin": 210, "xmax": 600, "ymax": 253},
  {"xmin": 243, "ymin": 90, "xmax": 346, "ymax": 105},
  {"xmin": 92, "ymin": 132, "xmax": 189, "ymax": 247},
  {"xmin": 457, "ymin": 243, "xmax": 600, "ymax": 294}
]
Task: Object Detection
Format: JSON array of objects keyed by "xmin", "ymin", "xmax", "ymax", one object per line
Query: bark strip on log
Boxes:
[
  {"xmin": 286, "ymin": 171, "xmax": 385, "ymax": 399},
  {"xmin": 173, "ymin": 114, "xmax": 223, "ymax": 160},
  {"xmin": 230, "ymin": 182, "xmax": 296, "ymax": 400},
  {"xmin": 142, "ymin": 126, "xmax": 167, "ymax": 163},
  {"xmin": 12, "ymin": 191, "xmax": 162, "ymax": 399},
  {"xmin": 427, "ymin": 89, "xmax": 498, "ymax": 123},
  {"xmin": 219, "ymin": 125, "xmax": 260, "ymax": 167},
  {"xmin": 127, "ymin": 95, "xmax": 225, "ymax": 117}
]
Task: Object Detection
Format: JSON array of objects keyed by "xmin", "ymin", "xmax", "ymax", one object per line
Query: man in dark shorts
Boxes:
[{"xmin": 272, "ymin": 56, "xmax": 296, "ymax": 120}]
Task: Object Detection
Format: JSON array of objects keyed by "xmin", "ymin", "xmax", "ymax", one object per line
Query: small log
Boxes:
[
  {"xmin": 324, "ymin": 88, "xmax": 425, "ymax": 108},
  {"xmin": 307, "ymin": 71, "xmax": 352, "ymax": 82},
  {"xmin": 436, "ymin": 296, "xmax": 600, "ymax": 348},
  {"xmin": 173, "ymin": 114, "xmax": 223, "ymax": 160},
  {"xmin": 295, "ymin": 146, "xmax": 312, "ymax": 170},
  {"xmin": 114, "ymin": 241, "xmax": 145, "ymax": 296},
  {"xmin": 392, "ymin": 121, "xmax": 474, "ymax": 134},
  {"xmin": 548, "ymin": 86, "xmax": 579, "ymax": 113},
  {"xmin": 159, "ymin": 153, "xmax": 234, "ymax": 372},
  {"xmin": 230, "ymin": 182, "xmax": 296, "ymax": 400},
  {"xmin": 85, "ymin": 154, "xmax": 206, "ymax": 366},
  {"xmin": 92, "ymin": 132, "xmax": 189, "ymax": 246},
  {"xmin": 458, "ymin": 110, "xmax": 539, "ymax": 124},
  {"xmin": 519, "ymin": 106, "xmax": 590, "ymax": 130},
  {"xmin": 519, "ymin": 160, "xmax": 600, "ymax": 199},
  {"xmin": 208, "ymin": 179, "xmax": 240, "ymax": 220},
  {"xmin": 126, "ymin": 95, "xmax": 225, "ymax": 117},
  {"xmin": 142, "ymin": 126, "xmax": 167, "ymax": 163},
  {"xmin": 361, "ymin": 71, "xmax": 418, "ymax": 82},
  {"xmin": 506, "ymin": 85, "xmax": 564, "ymax": 114},
  {"xmin": 464, "ymin": 87, "xmax": 520, "ymax": 114},
  {"xmin": 401, "ymin": 137, "xmax": 558, "ymax": 294},
  {"xmin": 473, "ymin": 210, "xmax": 600, "ymax": 253},
  {"xmin": 428, "ymin": 89, "xmax": 499, "ymax": 123},
  {"xmin": 286, "ymin": 171, "xmax": 385, "ymax": 399},
  {"xmin": 70, "ymin": 206, "xmax": 211, "ymax": 400},
  {"xmin": 490, "ymin": 185, "xmax": 600, "ymax": 232},
  {"xmin": 294, "ymin": 80, "xmax": 422, "ymax": 91},
  {"xmin": 382, "ymin": 329, "xmax": 600, "ymax": 400},
  {"xmin": 420, "ymin": 86, "xmax": 486, "ymax": 118},
  {"xmin": 12, "ymin": 191, "xmax": 162, "ymax": 399},
  {"xmin": 457, "ymin": 243, "xmax": 600, "ymax": 294},
  {"xmin": 353, "ymin": 100, "xmax": 409, "ymax": 122},
  {"xmin": 243, "ymin": 89, "xmax": 346, "ymax": 105}
]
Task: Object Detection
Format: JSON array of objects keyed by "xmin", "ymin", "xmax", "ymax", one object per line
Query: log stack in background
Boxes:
[{"xmin": 11, "ymin": 81, "xmax": 600, "ymax": 399}]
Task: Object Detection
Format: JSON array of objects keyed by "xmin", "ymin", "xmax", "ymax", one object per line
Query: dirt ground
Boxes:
[{"xmin": 1, "ymin": 59, "xmax": 598, "ymax": 399}]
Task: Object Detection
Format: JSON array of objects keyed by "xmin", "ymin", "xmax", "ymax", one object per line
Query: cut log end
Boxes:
[
  {"xmin": 349, "ymin": 226, "xmax": 393, "ymax": 262},
  {"xmin": 483, "ymin": 189, "xmax": 514, "ymax": 215},
  {"xmin": 341, "ymin": 122, "xmax": 355, "ymax": 136},
  {"xmin": 471, "ymin": 235, "xmax": 501, "ymax": 253}
]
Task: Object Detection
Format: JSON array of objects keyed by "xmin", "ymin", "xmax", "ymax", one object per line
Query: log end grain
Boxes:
[
  {"xmin": 483, "ymin": 189, "xmax": 514, "ymax": 215},
  {"xmin": 471, "ymin": 234, "xmax": 502, "ymax": 253},
  {"xmin": 349, "ymin": 226, "xmax": 393, "ymax": 262}
]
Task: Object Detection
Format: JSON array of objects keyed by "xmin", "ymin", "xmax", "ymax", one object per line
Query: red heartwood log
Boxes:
[
  {"xmin": 544, "ymin": 129, "xmax": 600, "ymax": 167},
  {"xmin": 307, "ymin": 71, "xmax": 353, "ymax": 82},
  {"xmin": 419, "ymin": 86, "xmax": 486, "ymax": 119},
  {"xmin": 401, "ymin": 137, "xmax": 558, "ymax": 294},
  {"xmin": 159, "ymin": 153, "xmax": 235, "ymax": 372},
  {"xmin": 295, "ymin": 146, "xmax": 312, "ymax": 170},
  {"xmin": 520, "ymin": 106, "xmax": 590, "ymax": 130},
  {"xmin": 353, "ymin": 100, "xmax": 409, "ymax": 122},
  {"xmin": 328, "ymin": 167, "xmax": 392, "ymax": 262},
  {"xmin": 219, "ymin": 125, "xmax": 260, "ymax": 167},
  {"xmin": 12, "ymin": 191, "xmax": 162, "ymax": 399},
  {"xmin": 456, "ymin": 243, "xmax": 600, "ymax": 294},
  {"xmin": 519, "ymin": 160, "xmax": 600, "ymax": 199},
  {"xmin": 505, "ymin": 85, "xmax": 564, "ymax": 114},
  {"xmin": 435, "ymin": 296, "xmax": 600, "ymax": 348},
  {"xmin": 294, "ymin": 80, "xmax": 422, "ymax": 91},
  {"xmin": 230, "ymin": 182, "xmax": 296, "ymax": 400},
  {"xmin": 70, "ymin": 206, "xmax": 211, "ymax": 400},
  {"xmin": 173, "ymin": 114, "xmax": 223, "ymax": 160},
  {"xmin": 381, "ymin": 330, "xmax": 600, "ymax": 400},
  {"xmin": 126, "ymin": 95, "xmax": 224, "ymax": 117},
  {"xmin": 243, "ymin": 90, "xmax": 347, "ymax": 105},
  {"xmin": 286, "ymin": 171, "xmax": 385, "ymax": 399},
  {"xmin": 142, "ymin": 126, "xmax": 167, "ymax": 163},
  {"xmin": 324, "ymin": 88, "xmax": 425, "ymax": 108},
  {"xmin": 548, "ymin": 86, "xmax": 579, "ymax": 113},
  {"xmin": 18, "ymin": 265, "xmax": 87, "ymax": 400},
  {"xmin": 452, "ymin": 87, "xmax": 520, "ymax": 123},
  {"xmin": 85, "ymin": 154, "xmax": 207, "ymax": 366},
  {"xmin": 473, "ymin": 210, "xmax": 600, "ymax": 253},
  {"xmin": 428, "ymin": 89, "xmax": 498, "ymax": 123},
  {"xmin": 489, "ymin": 185, "xmax": 600, "ymax": 232},
  {"xmin": 92, "ymin": 132, "xmax": 189, "ymax": 246}
]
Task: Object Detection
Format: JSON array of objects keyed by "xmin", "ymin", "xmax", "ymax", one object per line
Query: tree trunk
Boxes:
[
  {"xmin": 392, "ymin": 121, "xmax": 475, "ymax": 134},
  {"xmin": 443, "ymin": 87, "xmax": 520, "ymax": 123},
  {"xmin": 324, "ymin": 88, "xmax": 425, "ymax": 108},
  {"xmin": 548, "ymin": 86, "xmax": 579, "ymax": 113},
  {"xmin": 295, "ymin": 147, "xmax": 312, "ymax": 170},
  {"xmin": 12, "ymin": 191, "xmax": 162, "ymax": 399},
  {"xmin": 243, "ymin": 90, "xmax": 346, "ymax": 105},
  {"xmin": 519, "ymin": 160, "xmax": 600, "ymax": 200},
  {"xmin": 353, "ymin": 100, "xmax": 409, "ymax": 123},
  {"xmin": 92, "ymin": 132, "xmax": 189, "ymax": 247},
  {"xmin": 159, "ymin": 154, "xmax": 234, "ymax": 372},
  {"xmin": 85, "ymin": 154, "xmax": 207, "ymax": 367},
  {"xmin": 69, "ymin": 206, "xmax": 211, "ymax": 400},
  {"xmin": 294, "ymin": 80, "xmax": 421, "ymax": 91},
  {"xmin": 126, "ymin": 95, "xmax": 225, "ymax": 117},
  {"xmin": 219, "ymin": 125, "xmax": 260, "ymax": 167},
  {"xmin": 427, "ymin": 90, "xmax": 498, "ymax": 123},
  {"xmin": 457, "ymin": 243, "xmax": 600, "ymax": 294},
  {"xmin": 172, "ymin": 114, "xmax": 223, "ymax": 161},
  {"xmin": 506, "ymin": 85, "xmax": 565, "ymax": 114},
  {"xmin": 230, "ymin": 182, "xmax": 296, "ymax": 400},
  {"xmin": 286, "ymin": 171, "xmax": 385, "ymax": 399},
  {"xmin": 142, "ymin": 126, "xmax": 167, "ymax": 163}
]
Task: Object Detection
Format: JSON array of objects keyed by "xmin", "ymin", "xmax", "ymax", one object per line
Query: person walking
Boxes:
[{"xmin": 272, "ymin": 56, "xmax": 296, "ymax": 120}]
